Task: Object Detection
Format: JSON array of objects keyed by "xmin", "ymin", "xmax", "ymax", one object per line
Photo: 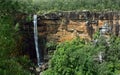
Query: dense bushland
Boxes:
[
  {"xmin": 0, "ymin": 16, "xmax": 34, "ymax": 75},
  {"xmin": 35, "ymin": 0, "xmax": 120, "ymax": 14},
  {"xmin": 43, "ymin": 36, "xmax": 120, "ymax": 75},
  {"xmin": 0, "ymin": 0, "xmax": 35, "ymax": 75}
]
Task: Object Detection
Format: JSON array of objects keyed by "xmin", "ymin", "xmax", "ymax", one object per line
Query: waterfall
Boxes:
[
  {"xmin": 33, "ymin": 15, "xmax": 41, "ymax": 66},
  {"xmin": 98, "ymin": 51, "xmax": 102, "ymax": 63}
]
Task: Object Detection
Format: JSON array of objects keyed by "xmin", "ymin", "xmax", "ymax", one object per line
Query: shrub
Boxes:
[
  {"xmin": 0, "ymin": 58, "xmax": 31, "ymax": 75},
  {"xmin": 43, "ymin": 36, "xmax": 120, "ymax": 75}
]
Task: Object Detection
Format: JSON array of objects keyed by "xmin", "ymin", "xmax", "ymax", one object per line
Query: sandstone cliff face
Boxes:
[
  {"xmin": 37, "ymin": 11, "xmax": 120, "ymax": 43},
  {"xmin": 23, "ymin": 11, "xmax": 120, "ymax": 62}
]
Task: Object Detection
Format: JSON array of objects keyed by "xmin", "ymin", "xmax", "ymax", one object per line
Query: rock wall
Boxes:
[{"xmin": 37, "ymin": 11, "xmax": 120, "ymax": 43}]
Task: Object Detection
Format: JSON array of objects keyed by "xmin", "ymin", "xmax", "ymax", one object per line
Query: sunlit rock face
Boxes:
[{"xmin": 37, "ymin": 11, "xmax": 120, "ymax": 43}]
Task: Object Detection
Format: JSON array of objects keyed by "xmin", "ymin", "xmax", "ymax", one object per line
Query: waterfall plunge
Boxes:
[{"xmin": 33, "ymin": 15, "xmax": 41, "ymax": 66}]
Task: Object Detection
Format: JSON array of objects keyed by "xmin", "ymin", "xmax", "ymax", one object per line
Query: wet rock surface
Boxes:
[{"xmin": 29, "ymin": 63, "xmax": 48, "ymax": 75}]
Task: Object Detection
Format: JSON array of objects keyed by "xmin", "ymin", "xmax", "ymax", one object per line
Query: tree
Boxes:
[
  {"xmin": 0, "ymin": 0, "xmax": 34, "ymax": 75},
  {"xmin": 43, "ymin": 36, "xmax": 120, "ymax": 75}
]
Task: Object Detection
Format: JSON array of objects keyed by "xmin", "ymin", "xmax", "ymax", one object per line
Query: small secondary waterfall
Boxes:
[
  {"xmin": 98, "ymin": 52, "xmax": 103, "ymax": 63},
  {"xmin": 33, "ymin": 15, "xmax": 41, "ymax": 66}
]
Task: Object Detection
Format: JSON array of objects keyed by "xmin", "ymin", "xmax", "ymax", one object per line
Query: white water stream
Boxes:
[{"xmin": 33, "ymin": 15, "xmax": 41, "ymax": 66}]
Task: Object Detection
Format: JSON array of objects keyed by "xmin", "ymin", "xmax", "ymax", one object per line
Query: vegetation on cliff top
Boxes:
[{"xmin": 34, "ymin": 0, "xmax": 120, "ymax": 14}]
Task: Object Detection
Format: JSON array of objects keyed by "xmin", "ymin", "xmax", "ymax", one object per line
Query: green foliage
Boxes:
[
  {"xmin": 0, "ymin": 58, "xmax": 32, "ymax": 75},
  {"xmin": 0, "ymin": 0, "xmax": 38, "ymax": 74},
  {"xmin": 0, "ymin": 15, "xmax": 32, "ymax": 75},
  {"xmin": 43, "ymin": 36, "xmax": 120, "ymax": 75},
  {"xmin": 0, "ymin": 16, "xmax": 15, "ymax": 58},
  {"xmin": 1, "ymin": 0, "xmax": 120, "ymax": 15},
  {"xmin": 0, "ymin": 0, "xmax": 34, "ymax": 15},
  {"xmin": 34, "ymin": 0, "xmax": 120, "ymax": 14},
  {"xmin": 46, "ymin": 41, "xmax": 57, "ymax": 51}
]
